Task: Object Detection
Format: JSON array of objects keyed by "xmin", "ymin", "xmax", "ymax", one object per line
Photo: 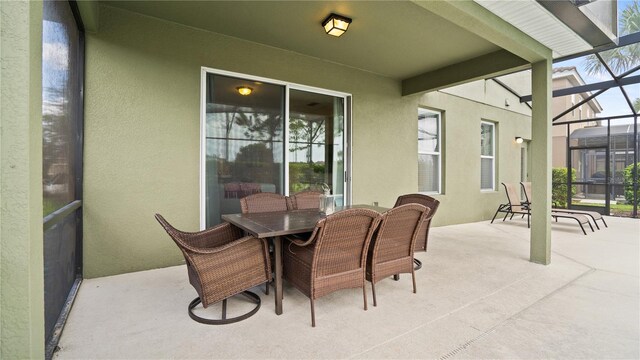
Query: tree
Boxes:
[
  {"xmin": 552, "ymin": 167, "xmax": 576, "ymax": 208},
  {"xmin": 624, "ymin": 162, "xmax": 640, "ymax": 205},
  {"xmin": 583, "ymin": 1, "xmax": 640, "ymax": 76},
  {"xmin": 289, "ymin": 117, "xmax": 325, "ymax": 163}
]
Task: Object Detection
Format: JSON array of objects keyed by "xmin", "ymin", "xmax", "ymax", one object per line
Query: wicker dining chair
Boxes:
[
  {"xmin": 240, "ymin": 192, "xmax": 289, "ymax": 295},
  {"xmin": 288, "ymin": 190, "xmax": 323, "ymax": 210},
  {"xmin": 283, "ymin": 208, "xmax": 381, "ymax": 327},
  {"xmin": 155, "ymin": 214, "xmax": 271, "ymax": 325},
  {"xmin": 366, "ymin": 204, "xmax": 429, "ymax": 306},
  {"xmin": 394, "ymin": 193, "xmax": 440, "ymax": 269},
  {"xmin": 240, "ymin": 193, "xmax": 289, "ymax": 214}
]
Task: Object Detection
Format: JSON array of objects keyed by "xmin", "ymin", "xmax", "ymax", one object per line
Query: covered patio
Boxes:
[
  {"xmin": 2, "ymin": 1, "xmax": 637, "ymax": 358},
  {"xmin": 55, "ymin": 217, "xmax": 639, "ymax": 359}
]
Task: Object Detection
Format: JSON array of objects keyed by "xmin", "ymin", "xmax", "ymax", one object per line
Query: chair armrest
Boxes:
[
  {"xmin": 181, "ymin": 222, "xmax": 243, "ymax": 249},
  {"xmin": 285, "ymin": 220, "xmax": 324, "ymax": 247},
  {"xmin": 188, "ymin": 235, "xmax": 267, "ymax": 254}
]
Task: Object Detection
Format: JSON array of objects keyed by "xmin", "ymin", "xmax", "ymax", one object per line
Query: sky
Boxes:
[{"xmin": 554, "ymin": 0, "xmax": 639, "ymax": 121}]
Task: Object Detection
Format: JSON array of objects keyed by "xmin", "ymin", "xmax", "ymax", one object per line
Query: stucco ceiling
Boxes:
[{"xmin": 102, "ymin": 1, "xmax": 502, "ymax": 80}]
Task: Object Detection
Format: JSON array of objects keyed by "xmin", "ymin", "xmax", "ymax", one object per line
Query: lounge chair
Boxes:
[
  {"xmin": 520, "ymin": 182, "xmax": 607, "ymax": 230},
  {"xmin": 491, "ymin": 183, "xmax": 531, "ymax": 227},
  {"xmin": 493, "ymin": 183, "xmax": 594, "ymax": 235}
]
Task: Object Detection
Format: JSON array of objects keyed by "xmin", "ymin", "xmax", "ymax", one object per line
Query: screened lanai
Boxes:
[{"xmin": 503, "ymin": 27, "xmax": 640, "ymax": 218}]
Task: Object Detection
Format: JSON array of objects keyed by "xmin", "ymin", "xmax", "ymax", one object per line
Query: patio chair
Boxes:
[
  {"xmin": 394, "ymin": 193, "xmax": 440, "ymax": 270},
  {"xmin": 240, "ymin": 192, "xmax": 288, "ymax": 214},
  {"xmin": 288, "ymin": 190, "xmax": 323, "ymax": 210},
  {"xmin": 491, "ymin": 182, "xmax": 531, "ymax": 227},
  {"xmin": 520, "ymin": 181, "xmax": 607, "ymax": 230},
  {"xmin": 154, "ymin": 214, "xmax": 271, "ymax": 325},
  {"xmin": 366, "ymin": 204, "xmax": 429, "ymax": 307},
  {"xmin": 240, "ymin": 182, "xmax": 262, "ymax": 197},
  {"xmin": 283, "ymin": 208, "xmax": 381, "ymax": 327}
]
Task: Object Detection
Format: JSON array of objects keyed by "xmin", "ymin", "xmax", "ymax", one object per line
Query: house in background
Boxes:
[{"xmin": 551, "ymin": 66, "xmax": 604, "ymax": 168}]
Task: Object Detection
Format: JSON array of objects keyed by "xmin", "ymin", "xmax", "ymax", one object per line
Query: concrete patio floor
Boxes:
[{"xmin": 55, "ymin": 216, "xmax": 639, "ymax": 359}]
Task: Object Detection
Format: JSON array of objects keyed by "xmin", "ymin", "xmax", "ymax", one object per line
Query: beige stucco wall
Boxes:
[
  {"xmin": 0, "ymin": 1, "xmax": 45, "ymax": 358},
  {"xmin": 84, "ymin": 5, "xmax": 532, "ymax": 278},
  {"xmin": 420, "ymin": 91, "xmax": 532, "ymax": 225},
  {"xmin": 84, "ymin": 6, "xmax": 419, "ymax": 277}
]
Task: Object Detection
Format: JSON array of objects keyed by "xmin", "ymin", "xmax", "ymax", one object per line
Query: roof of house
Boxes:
[{"xmin": 552, "ymin": 66, "xmax": 604, "ymax": 113}]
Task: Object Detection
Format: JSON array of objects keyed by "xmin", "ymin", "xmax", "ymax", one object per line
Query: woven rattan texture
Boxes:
[
  {"xmin": 394, "ymin": 194, "xmax": 440, "ymax": 252},
  {"xmin": 290, "ymin": 190, "xmax": 323, "ymax": 210},
  {"xmin": 240, "ymin": 193, "xmax": 289, "ymax": 214},
  {"xmin": 283, "ymin": 208, "xmax": 381, "ymax": 324},
  {"xmin": 155, "ymin": 214, "xmax": 271, "ymax": 307},
  {"xmin": 366, "ymin": 204, "xmax": 428, "ymax": 284}
]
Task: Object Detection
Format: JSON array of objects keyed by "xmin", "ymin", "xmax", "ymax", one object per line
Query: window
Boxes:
[
  {"xmin": 480, "ymin": 121, "xmax": 495, "ymax": 191},
  {"xmin": 201, "ymin": 69, "xmax": 350, "ymax": 228},
  {"xmin": 418, "ymin": 108, "xmax": 441, "ymax": 193},
  {"xmin": 571, "ymin": 94, "xmax": 575, "ymax": 116}
]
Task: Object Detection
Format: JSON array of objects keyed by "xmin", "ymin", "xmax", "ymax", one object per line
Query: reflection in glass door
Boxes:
[
  {"xmin": 204, "ymin": 74, "xmax": 285, "ymax": 228},
  {"xmin": 288, "ymin": 89, "xmax": 345, "ymax": 205},
  {"xmin": 202, "ymin": 71, "xmax": 350, "ymax": 227}
]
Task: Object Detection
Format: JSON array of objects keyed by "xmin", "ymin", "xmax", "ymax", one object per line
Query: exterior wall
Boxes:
[
  {"xmin": 0, "ymin": 1, "xmax": 45, "ymax": 358},
  {"xmin": 441, "ymin": 77, "xmax": 532, "ymax": 117},
  {"xmin": 551, "ymin": 76, "xmax": 600, "ymax": 168},
  {"xmin": 83, "ymin": 6, "xmax": 419, "ymax": 277},
  {"xmin": 420, "ymin": 91, "xmax": 532, "ymax": 225},
  {"xmin": 84, "ymin": 5, "xmax": 532, "ymax": 278}
]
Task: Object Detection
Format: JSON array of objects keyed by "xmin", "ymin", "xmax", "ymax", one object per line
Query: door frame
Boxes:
[
  {"xmin": 568, "ymin": 144, "xmax": 610, "ymax": 214},
  {"xmin": 199, "ymin": 67, "xmax": 352, "ymax": 229}
]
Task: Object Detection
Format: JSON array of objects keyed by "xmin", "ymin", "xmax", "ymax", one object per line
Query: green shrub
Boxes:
[
  {"xmin": 623, "ymin": 162, "xmax": 640, "ymax": 205},
  {"xmin": 552, "ymin": 167, "xmax": 576, "ymax": 208}
]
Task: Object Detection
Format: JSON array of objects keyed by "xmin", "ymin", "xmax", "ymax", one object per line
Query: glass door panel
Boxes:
[
  {"xmin": 288, "ymin": 89, "xmax": 345, "ymax": 205},
  {"xmin": 205, "ymin": 74, "xmax": 285, "ymax": 227},
  {"xmin": 570, "ymin": 148, "xmax": 607, "ymax": 212}
]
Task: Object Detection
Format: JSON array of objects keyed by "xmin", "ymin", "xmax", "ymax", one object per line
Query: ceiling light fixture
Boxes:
[
  {"xmin": 236, "ymin": 86, "xmax": 253, "ymax": 96},
  {"xmin": 322, "ymin": 13, "xmax": 352, "ymax": 37},
  {"xmin": 515, "ymin": 137, "xmax": 524, "ymax": 144}
]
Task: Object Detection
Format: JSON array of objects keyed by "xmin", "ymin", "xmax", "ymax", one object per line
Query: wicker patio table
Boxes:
[{"xmin": 222, "ymin": 204, "xmax": 387, "ymax": 315}]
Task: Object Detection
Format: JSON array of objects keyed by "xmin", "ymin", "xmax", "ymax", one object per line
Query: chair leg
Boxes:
[
  {"xmin": 490, "ymin": 208, "xmax": 502, "ymax": 224},
  {"xmin": 588, "ymin": 222, "xmax": 595, "ymax": 232},
  {"xmin": 503, "ymin": 211, "xmax": 510, "ymax": 221},
  {"xmin": 310, "ymin": 298, "xmax": 316, "ymax": 327},
  {"xmin": 510, "ymin": 213, "xmax": 515, "ymax": 220},
  {"xmin": 371, "ymin": 281, "xmax": 377, "ymax": 307},
  {"xmin": 188, "ymin": 292, "xmax": 261, "ymax": 325},
  {"xmin": 578, "ymin": 221, "xmax": 587, "ymax": 235},
  {"xmin": 411, "ymin": 269, "xmax": 417, "ymax": 294},
  {"xmin": 265, "ymin": 282, "xmax": 269, "ymax": 295},
  {"xmin": 393, "ymin": 274, "xmax": 400, "ymax": 281},
  {"xmin": 362, "ymin": 284, "xmax": 368, "ymax": 311},
  {"xmin": 221, "ymin": 298, "xmax": 227, "ymax": 320},
  {"xmin": 413, "ymin": 258, "xmax": 423, "ymax": 270},
  {"xmin": 601, "ymin": 218, "xmax": 608, "ymax": 227}
]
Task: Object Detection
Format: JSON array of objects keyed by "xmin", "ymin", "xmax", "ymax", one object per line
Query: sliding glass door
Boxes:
[
  {"xmin": 288, "ymin": 89, "xmax": 345, "ymax": 206},
  {"xmin": 202, "ymin": 70, "xmax": 349, "ymax": 228},
  {"xmin": 203, "ymin": 74, "xmax": 285, "ymax": 228}
]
